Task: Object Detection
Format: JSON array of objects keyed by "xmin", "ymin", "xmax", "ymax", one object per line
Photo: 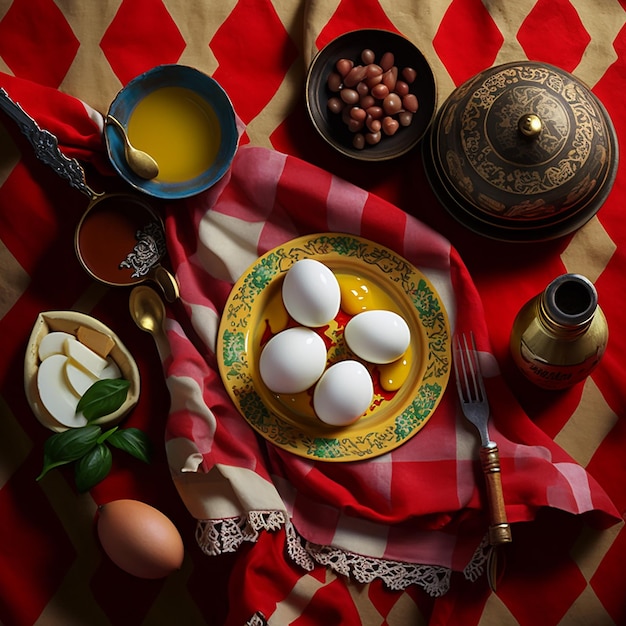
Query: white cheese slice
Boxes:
[
  {"xmin": 38, "ymin": 332, "xmax": 76, "ymax": 361},
  {"xmin": 100, "ymin": 358, "xmax": 122, "ymax": 380},
  {"xmin": 65, "ymin": 360, "xmax": 98, "ymax": 397},
  {"xmin": 37, "ymin": 354, "xmax": 87, "ymax": 428},
  {"xmin": 65, "ymin": 338, "xmax": 108, "ymax": 377}
]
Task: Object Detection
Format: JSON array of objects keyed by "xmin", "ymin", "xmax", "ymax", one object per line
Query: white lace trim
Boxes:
[
  {"xmin": 245, "ymin": 613, "xmax": 268, "ymax": 626},
  {"xmin": 286, "ymin": 524, "xmax": 451, "ymax": 596},
  {"xmin": 464, "ymin": 533, "xmax": 491, "ymax": 582},
  {"xmin": 195, "ymin": 511, "xmax": 490, "ymax": 597},
  {"xmin": 196, "ymin": 511, "xmax": 287, "ymax": 555}
]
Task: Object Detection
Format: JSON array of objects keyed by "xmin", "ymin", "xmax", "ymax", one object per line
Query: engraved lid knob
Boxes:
[{"xmin": 518, "ymin": 113, "xmax": 542, "ymax": 138}]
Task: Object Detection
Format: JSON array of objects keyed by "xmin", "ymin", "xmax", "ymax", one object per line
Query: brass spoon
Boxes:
[
  {"xmin": 106, "ymin": 114, "xmax": 159, "ymax": 180},
  {"xmin": 129, "ymin": 285, "xmax": 170, "ymax": 358}
]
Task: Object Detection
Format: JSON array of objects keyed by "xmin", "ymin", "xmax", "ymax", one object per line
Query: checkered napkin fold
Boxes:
[
  {"xmin": 162, "ymin": 146, "xmax": 620, "ymax": 595},
  {"xmin": 2, "ymin": 72, "xmax": 618, "ymax": 597}
]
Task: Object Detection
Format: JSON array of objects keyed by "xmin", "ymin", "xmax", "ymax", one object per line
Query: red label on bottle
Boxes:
[{"xmin": 518, "ymin": 342, "xmax": 600, "ymax": 390}]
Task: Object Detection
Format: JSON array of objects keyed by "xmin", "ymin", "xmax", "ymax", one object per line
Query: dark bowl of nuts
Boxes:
[{"xmin": 305, "ymin": 29, "xmax": 437, "ymax": 161}]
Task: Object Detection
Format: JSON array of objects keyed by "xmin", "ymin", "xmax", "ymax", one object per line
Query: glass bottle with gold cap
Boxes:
[{"xmin": 510, "ymin": 274, "xmax": 608, "ymax": 390}]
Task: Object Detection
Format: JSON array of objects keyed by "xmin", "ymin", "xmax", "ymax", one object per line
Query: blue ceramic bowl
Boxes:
[{"xmin": 105, "ymin": 64, "xmax": 238, "ymax": 199}]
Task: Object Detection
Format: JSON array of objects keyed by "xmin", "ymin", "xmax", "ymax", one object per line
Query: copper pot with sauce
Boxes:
[
  {"xmin": 423, "ymin": 61, "xmax": 619, "ymax": 242},
  {"xmin": 74, "ymin": 193, "xmax": 178, "ymax": 302},
  {"xmin": 0, "ymin": 88, "xmax": 179, "ymax": 301}
]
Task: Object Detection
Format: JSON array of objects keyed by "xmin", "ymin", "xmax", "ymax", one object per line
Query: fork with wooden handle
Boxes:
[{"xmin": 453, "ymin": 333, "xmax": 512, "ymax": 587}]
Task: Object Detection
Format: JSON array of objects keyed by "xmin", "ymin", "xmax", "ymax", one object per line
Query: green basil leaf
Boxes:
[
  {"xmin": 97, "ymin": 426, "xmax": 119, "ymax": 445},
  {"xmin": 74, "ymin": 443, "xmax": 112, "ymax": 493},
  {"xmin": 36, "ymin": 424, "xmax": 102, "ymax": 481},
  {"xmin": 107, "ymin": 428, "xmax": 152, "ymax": 464},
  {"xmin": 76, "ymin": 378, "xmax": 130, "ymax": 422}
]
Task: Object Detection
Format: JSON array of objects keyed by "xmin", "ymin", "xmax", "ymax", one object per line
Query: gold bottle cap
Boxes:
[{"xmin": 542, "ymin": 273, "xmax": 597, "ymax": 328}]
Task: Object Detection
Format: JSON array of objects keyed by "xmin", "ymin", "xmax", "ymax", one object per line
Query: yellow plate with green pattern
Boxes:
[{"xmin": 217, "ymin": 233, "xmax": 450, "ymax": 461}]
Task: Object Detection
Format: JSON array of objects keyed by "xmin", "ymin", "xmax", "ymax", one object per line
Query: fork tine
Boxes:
[
  {"xmin": 454, "ymin": 332, "xmax": 482, "ymax": 404},
  {"xmin": 454, "ymin": 336, "xmax": 470, "ymax": 402},
  {"xmin": 471, "ymin": 333, "xmax": 487, "ymax": 399},
  {"xmin": 464, "ymin": 333, "xmax": 478, "ymax": 399},
  {"xmin": 461, "ymin": 334, "xmax": 475, "ymax": 401},
  {"xmin": 453, "ymin": 336, "xmax": 461, "ymax": 389},
  {"xmin": 467, "ymin": 332, "xmax": 486, "ymax": 401}
]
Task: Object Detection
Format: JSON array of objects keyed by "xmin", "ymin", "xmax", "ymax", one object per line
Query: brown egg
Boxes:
[{"xmin": 97, "ymin": 499, "xmax": 185, "ymax": 579}]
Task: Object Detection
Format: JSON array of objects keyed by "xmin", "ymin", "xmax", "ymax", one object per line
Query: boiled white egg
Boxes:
[
  {"xmin": 282, "ymin": 259, "xmax": 341, "ymax": 327},
  {"xmin": 259, "ymin": 327, "xmax": 327, "ymax": 394},
  {"xmin": 344, "ymin": 310, "xmax": 410, "ymax": 364},
  {"xmin": 313, "ymin": 360, "xmax": 373, "ymax": 426}
]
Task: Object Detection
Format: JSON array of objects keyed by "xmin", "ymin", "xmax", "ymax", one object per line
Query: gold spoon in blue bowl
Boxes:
[{"xmin": 106, "ymin": 114, "xmax": 159, "ymax": 180}]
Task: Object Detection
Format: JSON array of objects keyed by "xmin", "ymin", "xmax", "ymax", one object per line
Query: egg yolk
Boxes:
[
  {"xmin": 336, "ymin": 274, "xmax": 396, "ymax": 314},
  {"xmin": 263, "ymin": 287, "xmax": 290, "ymax": 335},
  {"xmin": 378, "ymin": 345, "xmax": 412, "ymax": 391},
  {"xmin": 276, "ymin": 391, "xmax": 316, "ymax": 418}
]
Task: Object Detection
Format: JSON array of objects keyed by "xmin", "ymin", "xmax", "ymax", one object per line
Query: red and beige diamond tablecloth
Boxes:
[{"xmin": 1, "ymin": 1, "xmax": 626, "ymax": 625}]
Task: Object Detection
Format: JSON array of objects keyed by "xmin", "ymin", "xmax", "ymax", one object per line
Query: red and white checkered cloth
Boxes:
[
  {"xmin": 162, "ymin": 143, "xmax": 620, "ymax": 596},
  {"xmin": 2, "ymin": 71, "xmax": 618, "ymax": 599}
]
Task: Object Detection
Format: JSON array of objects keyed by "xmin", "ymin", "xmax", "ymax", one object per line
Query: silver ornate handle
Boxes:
[{"xmin": 0, "ymin": 87, "xmax": 99, "ymax": 199}]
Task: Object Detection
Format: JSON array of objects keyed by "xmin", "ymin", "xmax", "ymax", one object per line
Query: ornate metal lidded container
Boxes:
[
  {"xmin": 510, "ymin": 274, "xmax": 608, "ymax": 390},
  {"xmin": 424, "ymin": 61, "xmax": 619, "ymax": 241}
]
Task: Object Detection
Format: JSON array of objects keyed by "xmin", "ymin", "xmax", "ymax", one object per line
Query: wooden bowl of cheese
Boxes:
[{"xmin": 24, "ymin": 311, "xmax": 141, "ymax": 432}]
